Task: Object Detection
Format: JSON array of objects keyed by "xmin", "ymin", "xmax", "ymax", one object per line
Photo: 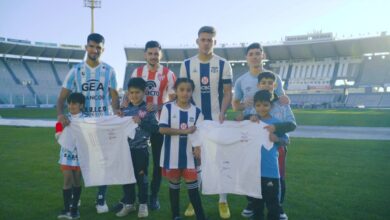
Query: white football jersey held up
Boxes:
[
  {"xmin": 191, "ymin": 120, "xmax": 272, "ymax": 199},
  {"xmin": 59, "ymin": 116, "xmax": 138, "ymax": 187}
]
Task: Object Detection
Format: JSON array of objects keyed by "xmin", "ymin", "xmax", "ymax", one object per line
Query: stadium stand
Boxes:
[
  {"xmin": 0, "ymin": 37, "xmax": 84, "ymax": 106},
  {"xmin": 124, "ymin": 33, "xmax": 390, "ymax": 108},
  {"xmin": 1, "ymin": 33, "xmax": 389, "ymax": 108}
]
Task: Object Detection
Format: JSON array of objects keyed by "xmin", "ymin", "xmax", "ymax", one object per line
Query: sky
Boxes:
[{"xmin": 1, "ymin": 0, "xmax": 389, "ymax": 87}]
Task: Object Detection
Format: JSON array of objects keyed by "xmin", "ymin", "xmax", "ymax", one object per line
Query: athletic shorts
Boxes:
[
  {"xmin": 162, "ymin": 168, "xmax": 197, "ymax": 181},
  {"xmin": 61, "ymin": 165, "xmax": 81, "ymax": 171}
]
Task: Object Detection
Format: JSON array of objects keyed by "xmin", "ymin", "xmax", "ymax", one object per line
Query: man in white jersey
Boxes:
[
  {"xmin": 180, "ymin": 26, "xmax": 233, "ymax": 219},
  {"xmin": 123, "ymin": 40, "xmax": 176, "ymax": 210},
  {"xmin": 56, "ymin": 33, "xmax": 120, "ymax": 214}
]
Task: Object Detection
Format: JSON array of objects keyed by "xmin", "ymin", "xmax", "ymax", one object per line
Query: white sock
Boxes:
[{"xmin": 219, "ymin": 193, "xmax": 227, "ymax": 203}]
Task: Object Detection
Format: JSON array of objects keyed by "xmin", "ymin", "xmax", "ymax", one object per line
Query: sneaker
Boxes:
[
  {"xmin": 219, "ymin": 202, "xmax": 231, "ymax": 219},
  {"xmin": 241, "ymin": 208, "xmax": 254, "ymax": 218},
  {"xmin": 96, "ymin": 201, "xmax": 109, "ymax": 214},
  {"xmin": 116, "ymin": 203, "xmax": 136, "ymax": 217},
  {"xmin": 70, "ymin": 208, "xmax": 80, "ymax": 219},
  {"xmin": 57, "ymin": 210, "xmax": 72, "ymax": 219},
  {"xmin": 149, "ymin": 196, "xmax": 160, "ymax": 210},
  {"xmin": 184, "ymin": 203, "xmax": 195, "ymax": 217},
  {"xmin": 138, "ymin": 204, "xmax": 149, "ymax": 218},
  {"xmin": 280, "ymin": 212, "xmax": 288, "ymax": 220},
  {"xmin": 112, "ymin": 202, "xmax": 125, "ymax": 213}
]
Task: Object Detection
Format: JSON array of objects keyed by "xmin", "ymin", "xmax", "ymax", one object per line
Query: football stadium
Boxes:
[{"xmin": 1, "ymin": 1, "xmax": 390, "ymax": 220}]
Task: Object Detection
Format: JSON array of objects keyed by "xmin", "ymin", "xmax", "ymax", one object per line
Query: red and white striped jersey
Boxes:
[{"xmin": 131, "ymin": 65, "xmax": 176, "ymax": 106}]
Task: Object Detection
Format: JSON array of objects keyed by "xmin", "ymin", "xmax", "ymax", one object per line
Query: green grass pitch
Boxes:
[
  {"xmin": 0, "ymin": 126, "xmax": 389, "ymax": 220},
  {"xmin": 2, "ymin": 108, "xmax": 390, "ymax": 127}
]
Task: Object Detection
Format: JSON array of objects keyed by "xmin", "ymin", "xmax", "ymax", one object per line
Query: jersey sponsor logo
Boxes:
[
  {"xmin": 211, "ymin": 66, "xmax": 219, "ymax": 74},
  {"xmin": 180, "ymin": 123, "xmax": 188, "ymax": 129},
  {"xmin": 146, "ymin": 80, "xmax": 160, "ymax": 96},
  {"xmin": 82, "ymin": 79, "xmax": 104, "ymax": 92},
  {"xmin": 85, "ymin": 106, "xmax": 107, "ymax": 113},
  {"xmin": 189, "ymin": 117, "xmax": 195, "ymax": 123},
  {"xmin": 86, "ymin": 95, "xmax": 104, "ymax": 100},
  {"xmin": 200, "ymin": 76, "xmax": 210, "ymax": 93}
]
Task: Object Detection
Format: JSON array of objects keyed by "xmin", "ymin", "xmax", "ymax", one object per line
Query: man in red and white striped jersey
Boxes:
[{"xmin": 124, "ymin": 40, "xmax": 176, "ymax": 211}]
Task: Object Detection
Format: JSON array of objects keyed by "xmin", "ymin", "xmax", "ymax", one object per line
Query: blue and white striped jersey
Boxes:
[
  {"xmin": 159, "ymin": 101, "xmax": 203, "ymax": 169},
  {"xmin": 62, "ymin": 62, "xmax": 117, "ymax": 117},
  {"xmin": 180, "ymin": 54, "xmax": 232, "ymax": 120}
]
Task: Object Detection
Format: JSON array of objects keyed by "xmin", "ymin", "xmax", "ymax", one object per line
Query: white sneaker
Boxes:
[
  {"xmin": 96, "ymin": 201, "xmax": 109, "ymax": 214},
  {"xmin": 280, "ymin": 213, "xmax": 288, "ymax": 220},
  {"xmin": 116, "ymin": 203, "xmax": 136, "ymax": 217},
  {"xmin": 241, "ymin": 208, "xmax": 253, "ymax": 218},
  {"xmin": 138, "ymin": 204, "xmax": 149, "ymax": 218}
]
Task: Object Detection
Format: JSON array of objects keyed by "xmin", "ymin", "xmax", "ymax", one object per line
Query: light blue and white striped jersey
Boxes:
[
  {"xmin": 62, "ymin": 62, "xmax": 117, "ymax": 117},
  {"xmin": 159, "ymin": 101, "xmax": 203, "ymax": 169},
  {"xmin": 180, "ymin": 54, "xmax": 232, "ymax": 120},
  {"xmin": 234, "ymin": 71, "xmax": 285, "ymax": 116}
]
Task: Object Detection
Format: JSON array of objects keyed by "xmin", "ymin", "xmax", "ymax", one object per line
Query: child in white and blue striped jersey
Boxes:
[
  {"xmin": 159, "ymin": 78, "xmax": 209, "ymax": 220},
  {"xmin": 55, "ymin": 93, "xmax": 87, "ymax": 219}
]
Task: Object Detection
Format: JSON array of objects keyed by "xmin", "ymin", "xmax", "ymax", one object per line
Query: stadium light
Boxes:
[{"xmin": 84, "ymin": 0, "xmax": 101, "ymax": 33}]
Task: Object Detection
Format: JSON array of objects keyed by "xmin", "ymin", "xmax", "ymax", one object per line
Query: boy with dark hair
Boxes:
[
  {"xmin": 113, "ymin": 77, "xmax": 159, "ymax": 218},
  {"xmin": 248, "ymin": 90, "xmax": 289, "ymax": 220},
  {"xmin": 123, "ymin": 40, "xmax": 176, "ymax": 210},
  {"xmin": 244, "ymin": 72, "xmax": 296, "ymax": 219},
  {"xmin": 56, "ymin": 92, "xmax": 87, "ymax": 219}
]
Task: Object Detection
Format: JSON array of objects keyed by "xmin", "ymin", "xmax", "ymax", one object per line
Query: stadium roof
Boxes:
[
  {"xmin": 0, "ymin": 37, "xmax": 85, "ymax": 60},
  {"xmin": 124, "ymin": 35, "xmax": 390, "ymax": 62}
]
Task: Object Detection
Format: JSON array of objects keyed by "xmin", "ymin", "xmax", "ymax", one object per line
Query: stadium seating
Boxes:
[
  {"xmin": 345, "ymin": 93, "xmax": 382, "ymax": 107},
  {"xmin": 1, "ymin": 34, "xmax": 389, "ymax": 108},
  {"xmin": 359, "ymin": 56, "xmax": 390, "ymax": 86},
  {"xmin": 0, "ymin": 57, "xmax": 79, "ymax": 105}
]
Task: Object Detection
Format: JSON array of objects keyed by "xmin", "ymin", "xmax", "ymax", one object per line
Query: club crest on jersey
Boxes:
[
  {"xmin": 201, "ymin": 76, "xmax": 209, "ymax": 85},
  {"xmin": 189, "ymin": 117, "xmax": 195, "ymax": 122},
  {"xmin": 192, "ymin": 68, "xmax": 198, "ymax": 73},
  {"xmin": 82, "ymin": 79, "xmax": 104, "ymax": 91},
  {"xmin": 201, "ymin": 76, "xmax": 210, "ymax": 93},
  {"xmin": 211, "ymin": 67, "xmax": 219, "ymax": 73},
  {"xmin": 78, "ymin": 67, "xmax": 85, "ymax": 76},
  {"xmin": 157, "ymin": 73, "xmax": 163, "ymax": 81},
  {"xmin": 138, "ymin": 110, "xmax": 147, "ymax": 118},
  {"xmin": 180, "ymin": 123, "xmax": 188, "ymax": 129}
]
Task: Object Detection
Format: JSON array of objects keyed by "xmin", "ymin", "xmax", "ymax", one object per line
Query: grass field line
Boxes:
[{"xmin": 2, "ymin": 118, "xmax": 390, "ymax": 140}]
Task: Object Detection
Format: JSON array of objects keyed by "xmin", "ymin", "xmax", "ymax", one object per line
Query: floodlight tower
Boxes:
[{"xmin": 84, "ymin": 0, "xmax": 101, "ymax": 33}]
